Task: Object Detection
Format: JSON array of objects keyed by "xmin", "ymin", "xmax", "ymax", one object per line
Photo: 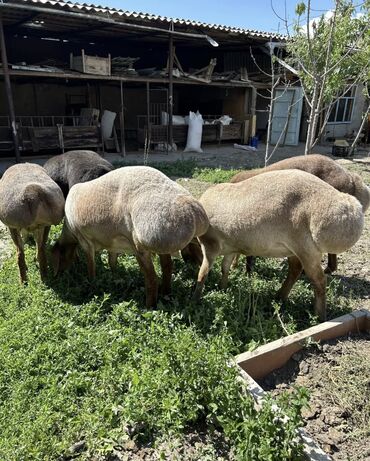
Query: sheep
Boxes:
[
  {"xmin": 43, "ymin": 150, "xmax": 113, "ymax": 197},
  {"xmin": 230, "ymin": 154, "xmax": 370, "ymax": 274},
  {"xmin": 0, "ymin": 163, "xmax": 65, "ymax": 282},
  {"xmin": 192, "ymin": 169, "xmax": 364, "ymax": 321},
  {"xmin": 51, "ymin": 166, "xmax": 209, "ymax": 307}
]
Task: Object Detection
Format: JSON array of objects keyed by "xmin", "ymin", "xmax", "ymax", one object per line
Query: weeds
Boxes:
[
  {"xmin": 0, "ymin": 234, "xmax": 353, "ymax": 460},
  {"xmin": 0, "ymin": 244, "xmax": 315, "ymax": 460},
  {"xmin": 193, "ymin": 167, "xmax": 241, "ymax": 183}
]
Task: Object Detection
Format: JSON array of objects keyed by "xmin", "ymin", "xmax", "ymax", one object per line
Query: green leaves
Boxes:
[{"xmin": 295, "ymin": 2, "xmax": 306, "ymax": 16}]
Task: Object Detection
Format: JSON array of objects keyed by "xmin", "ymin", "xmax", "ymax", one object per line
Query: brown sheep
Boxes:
[
  {"xmin": 193, "ymin": 169, "xmax": 364, "ymax": 321},
  {"xmin": 0, "ymin": 163, "xmax": 65, "ymax": 282},
  {"xmin": 230, "ymin": 154, "xmax": 370, "ymax": 274},
  {"xmin": 52, "ymin": 166, "xmax": 209, "ymax": 307}
]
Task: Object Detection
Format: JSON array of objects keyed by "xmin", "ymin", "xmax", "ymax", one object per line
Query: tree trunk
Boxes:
[{"xmin": 305, "ymin": 80, "xmax": 322, "ymax": 154}]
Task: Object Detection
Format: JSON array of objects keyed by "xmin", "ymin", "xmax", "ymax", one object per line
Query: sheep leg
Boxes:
[
  {"xmin": 277, "ymin": 256, "xmax": 303, "ymax": 300},
  {"xmin": 159, "ymin": 254, "xmax": 173, "ymax": 296},
  {"xmin": 108, "ymin": 252, "xmax": 118, "ymax": 271},
  {"xmin": 192, "ymin": 243, "xmax": 217, "ymax": 302},
  {"xmin": 231, "ymin": 254, "xmax": 240, "ymax": 269},
  {"xmin": 9, "ymin": 228, "xmax": 27, "ymax": 283},
  {"xmin": 34, "ymin": 226, "xmax": 50, "ymax": 280},
  {"xmin": 135, "ymin": 251, "xmax": 158, "ymax": 308},
  {"xmin": 220, "ymin": 254, "xmax": 236, "ymax": 289},
  {"xmin": 324, "ymin": 253, "xmax": 338, "ymax": 274},
  {"xmin": 85, "ymin": 246, "xmax": 96, "ymax": 280},
  {"xmin": 300, "ymin": 258, "xmax": 327, "ymax": 322}
]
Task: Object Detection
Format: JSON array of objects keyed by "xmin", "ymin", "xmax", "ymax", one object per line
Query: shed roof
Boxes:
[{"xmin": 0, "ymin": 0, "xmax": 286, "ymax": 44}]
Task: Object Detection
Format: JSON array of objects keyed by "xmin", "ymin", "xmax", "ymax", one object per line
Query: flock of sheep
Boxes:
[{"xmin": 0, "ymin": 150, "xmax": 368, "ymax": 322}]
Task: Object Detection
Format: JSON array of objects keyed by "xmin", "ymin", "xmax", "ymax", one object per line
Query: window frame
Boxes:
[{"xmin": 327, "ymin": 86, "xmax": 356, "ymax": 125}]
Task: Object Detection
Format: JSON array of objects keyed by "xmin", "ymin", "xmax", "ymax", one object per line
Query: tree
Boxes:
[{"xmin": 286, "ymin": 0, "xmax": 370, "ymax": 154}]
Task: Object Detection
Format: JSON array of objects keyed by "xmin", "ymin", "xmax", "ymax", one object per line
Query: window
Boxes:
[{"xmin": 327, "ymin": 86, "xmax": 356, "ymax": 123}]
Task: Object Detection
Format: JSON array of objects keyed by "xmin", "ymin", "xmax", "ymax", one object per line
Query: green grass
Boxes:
[
  {"xmin": 112, "ymin": 158, "xmax": 241, "ymax": 183},
  {"xmin": 112, "ymin": 159, "xmax": 199, "ymax": 178},
  {"xmin": 193, "ymin": 167, "xmax": 242, "ymax": 183},
  {"xmin": 0, "ymin": 237, "xmax": 354, "ymax": 460}
]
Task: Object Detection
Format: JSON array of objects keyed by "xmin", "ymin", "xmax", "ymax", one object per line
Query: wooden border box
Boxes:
[{"xmin": 235, "ymin": 309, "xmax": 370, "ymax": 461}]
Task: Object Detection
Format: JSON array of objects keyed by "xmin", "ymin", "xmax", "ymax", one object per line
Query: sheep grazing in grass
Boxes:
[
  {"xmin": 43, "ymin": 150, "xmax": 113, "ymax": 197},
  {"xmin": 0, "ymin": 163, "xmax": 65, "ymax": 283},
  {"xmin": 51, "ymin": 166, "xmax": 209, "ymax": 307},
  {"xmin": 230, "ymin": 154, "xmax": 370, "ymax": 274},
  {"xmin": 193, "ymin": 169, "xmax": 364, "ymax": 321}
]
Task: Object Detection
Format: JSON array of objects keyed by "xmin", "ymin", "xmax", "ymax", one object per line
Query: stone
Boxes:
[{"xmin": 299, "ymin": 361, "xmax": 310, "ymax": 375}]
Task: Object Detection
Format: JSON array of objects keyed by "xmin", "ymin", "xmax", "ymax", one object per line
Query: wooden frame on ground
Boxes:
[{"xmin": 235, "ymin": 309, "xmax": 370, "ymax": 461}]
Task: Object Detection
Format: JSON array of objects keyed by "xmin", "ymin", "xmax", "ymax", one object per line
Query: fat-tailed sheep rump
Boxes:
[
  {"xmin": 230, "ymin": 154, "xmax": 370, "ymax": 273},
  {"xmin": 0, "ymin": 163, "xmax": 65, "ymax": 282},
  {"xmin": 193, "ymin": 169, "xmax": 364, "ymax": 321},
  {"xmin": 52, "ymin": 166, "xmax": 209, "ymax": 307}
]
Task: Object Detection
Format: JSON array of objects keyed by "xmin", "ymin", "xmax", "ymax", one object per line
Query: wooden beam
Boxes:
[
  {"xmin": 119, "ymin": 80, "xmax": 126, "ymax": 157},
  {"xmin": 146, "ymin": 81, "xmax": 150, "ymax": 152},
  {"xmin": 236, "ymin": 309, "xmax": 369, "ymax": 380},
  {"xmin": 0, "ymin": 68, "xmax": 263, "ymax": 88},
  {"xmin": 0, "ymin": 14, "xmax": 21, "ymax": 163},
  {"xmin": 168, "ymin": 29, "xmax": 174, "ymax": 150}
]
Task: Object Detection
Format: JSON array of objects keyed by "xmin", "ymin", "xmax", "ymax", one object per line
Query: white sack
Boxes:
[
  {"xmin": 161, "ymin": 111, "xmax": 186, "ymax": 125},
  {"xmin": 219, "ymin": 115, "xmax": 232, "ymax": 125},
  {"xmin": 184, "ymin": 111, "xmax": 203, "ymax": 153},
  {"xmin": 101, "ymin": 110, "xmax": 116, "ymax": 140}
]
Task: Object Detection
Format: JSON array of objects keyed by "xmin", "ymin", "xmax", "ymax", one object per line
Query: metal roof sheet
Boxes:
[{"xmin": 13, "ymin": 0, "xmax": 285, "ymax": 40}]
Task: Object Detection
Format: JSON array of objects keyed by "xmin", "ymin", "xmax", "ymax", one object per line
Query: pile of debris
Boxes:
[{"xmin": 111, "ymin": 57, "xmax": 140, "ymax": 76}]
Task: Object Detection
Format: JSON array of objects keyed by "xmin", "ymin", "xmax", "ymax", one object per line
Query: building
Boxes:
[{"xmin": 0, "ymin": 0, "xmax": 319, "ymax": 160}]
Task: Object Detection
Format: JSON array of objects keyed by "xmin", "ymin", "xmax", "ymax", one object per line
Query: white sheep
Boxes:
[
  {"xmin": 230, "ymin": 154, "xmax": 370, "ymax": 274},
  {"xmin": 0, "ymin": 163, "xmax": 65, "ymax": 282},
  {"xmin": 193, "ymin": 169, "xmax": 364, "ymax": 321},
  {"xmin": 51, "ymin": 166, "xmax": 209, "ymax": 307}
]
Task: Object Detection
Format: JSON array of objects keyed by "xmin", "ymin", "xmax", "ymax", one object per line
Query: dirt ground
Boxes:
[
  {"xmin": 1, "ymin": 141, "xmax": 369, "ymax": 173},
  {"xmin": 259, "ymin": 334, "xmax": 370, "ymax": 461}
]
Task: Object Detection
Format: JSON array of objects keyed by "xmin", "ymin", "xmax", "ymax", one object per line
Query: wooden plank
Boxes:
[{"xmin": 236, "ymin": 310, "xmax": 369, "ymax": 380}]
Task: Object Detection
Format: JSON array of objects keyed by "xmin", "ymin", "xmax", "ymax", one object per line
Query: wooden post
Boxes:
[
  {"xmin": 168, "ymin": 23, "xmax": 174, "ymax": 151},
  {"xmin": 0, "ymin": 14, "xmax": 21, "ymax": 162},
  {"xmin": 146, "ymin": 81, "xmax": 151, "ymax": 153},
  {"xmin": 251, "ymin": 86, "xmax": 257, "ymax": 116},
  {"xmin": 120, "ymin": 80, "xmax": 126, "ymax": 157},
  {"xmin": 250, "ymin": 86, "xmax": 257, "ymax": 138}
]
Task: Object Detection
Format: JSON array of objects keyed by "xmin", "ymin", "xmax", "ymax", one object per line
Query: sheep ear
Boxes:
[{"xmin": 51, "ymin": 243, "xmax": 60, "ymax": 276}]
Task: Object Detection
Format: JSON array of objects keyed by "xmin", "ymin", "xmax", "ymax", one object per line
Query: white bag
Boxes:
[
  {"xmin": 161, "ymin": 111, "xmax": 186, "ymax": 125},
  {"xmin": 101, "ymin": 110, "xmax": 116, "ymax": 140},
  {"xmin": 219, "ymin": 115, "xmax": 232, "ymax": 125},
  {"xmin": 184, "ymin": 111, "xmax": 203, "ymax": 153}
]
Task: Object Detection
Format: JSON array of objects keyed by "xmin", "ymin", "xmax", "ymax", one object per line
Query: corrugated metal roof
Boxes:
[{"xmin": 15, "ymin": 0, "xmax": 285, "ymax": 40}]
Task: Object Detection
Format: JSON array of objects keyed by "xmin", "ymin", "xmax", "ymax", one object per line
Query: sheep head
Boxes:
[{"xmin": 51, "ymin": 241, "xmax": 78, "ymax": 276}]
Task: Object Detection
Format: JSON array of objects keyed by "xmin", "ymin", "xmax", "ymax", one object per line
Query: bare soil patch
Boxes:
[
  {"xmin": 0, "ymin": 222, "xmax": 12, "ymax": 266},
  {"xmin": 107, "ymin": 425, "xmax": 233, "ymax": 461},
  {"xmin": 259, "ymin": 334, "xmax": 370, "ymax": 461}
]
